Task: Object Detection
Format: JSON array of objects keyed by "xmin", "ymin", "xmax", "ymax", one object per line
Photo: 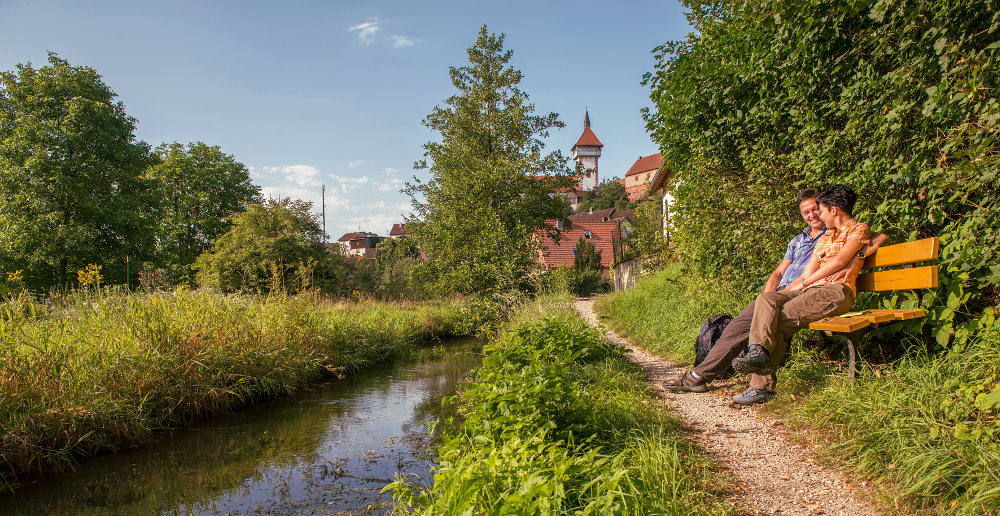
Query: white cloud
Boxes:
[
  {"xmin": 336, "ymin": 213, "xmax": 402, "ymax": 238},
  {"xmin": 263, "ymin": 165, "xmax": 321, "ymax": 187},
  {"xmin": 390, "ymin": 35, "xmax": 417, "ymax": 48},
  {"xmin": 349, "ymin": 20, "xmax": 380, "ymax": 45},
  {"xmin": 377, "ymin": 177, "xmax": 405, "ymax": 192},
  {"xmin": 260, "ymin": 185, "xmax": 350, "ymax": 210},
  {"xmin": 330, "ymin": 174, "xmax": 370, "ymax": 186},
  {"xmin": 382, "ymin": 167, "xmax": 397, "ymax": 175},
  {"xmin": 347, "ymin": 159, "xmax": 367, "ymax": 168}
]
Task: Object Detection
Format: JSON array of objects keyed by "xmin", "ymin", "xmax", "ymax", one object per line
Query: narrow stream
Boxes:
[{"xmin": 0, "ymin": 339, "xmax": 482, "ymax": 515}]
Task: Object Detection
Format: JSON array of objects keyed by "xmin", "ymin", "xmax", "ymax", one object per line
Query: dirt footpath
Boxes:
[{"xmin": 573, "ymin": 299, "xmax": 879, "ymax": 516}]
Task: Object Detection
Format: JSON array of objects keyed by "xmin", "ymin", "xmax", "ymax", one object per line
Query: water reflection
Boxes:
[{"xmin": 0, "ymin": 339, "xmax": 482, "ymax": 515}]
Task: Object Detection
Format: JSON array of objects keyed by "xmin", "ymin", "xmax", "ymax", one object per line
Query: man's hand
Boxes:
[
  {"xmin": 861, "ymin": 233, "xmax": 888, "ymax": 258},
  {"xmin": 823, "ymin": 233, "xmax": 889, "ymax": 283}
]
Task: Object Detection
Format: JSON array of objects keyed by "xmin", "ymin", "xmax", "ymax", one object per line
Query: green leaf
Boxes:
[{"xmin": 975, "ymin": 386, "xmax": 1000, "ymax": 412}]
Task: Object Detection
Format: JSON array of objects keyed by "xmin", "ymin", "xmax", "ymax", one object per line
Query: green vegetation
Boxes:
[
  {"xmin": 573, "ymin": 179, "xmax": 632, "ymax": 214},
  {"xmin": 594, "ymin": 265, "xmax": 747, "ymax": 363},
  {"xmin": 147, "ymin": 141, "xmax": 262, "ymax": 283},
  {"xmin": 389, "ymin": 297, "xmax": 735, "ymax": 514},
  {"xmin": 404, "ymin": 26, "xmax": 576, "ymax": 297},
  {"xmin": 596, "ymin": 267, "xmax": 1000, "ymax": 513},
  {"xmin": 194, "ymin": 198, "xmax": 345, "ymax": 294},
  {"xmin": 0, "ymin": 288, "xmax": 476, "ymax": 490},
  {"xmin": 644, "ymin": 0, "xmax": 999, "ymax": 344},
  {"xmin": 0, "ymin": 53, "xmax": 156, "ymax": 288}
]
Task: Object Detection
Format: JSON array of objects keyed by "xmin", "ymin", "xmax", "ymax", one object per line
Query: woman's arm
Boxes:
[{"xmin": 798, "ymin": 236, "xmax": 866, "ymax": 287}]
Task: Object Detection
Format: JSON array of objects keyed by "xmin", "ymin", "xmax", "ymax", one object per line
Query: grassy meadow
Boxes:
[
  {"xmin": 595, "ymin": 265, "xmax": 1000, "ymax": 514},
  {"xmin": 389, "ymin": 295, "xmax": 736, "ymax": 515},
  {"xmin": 0, "ymin": 288, "xmax": 476, "ymax": 490}
]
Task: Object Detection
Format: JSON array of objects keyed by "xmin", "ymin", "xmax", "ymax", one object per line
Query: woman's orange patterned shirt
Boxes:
[{"xmin": 808, "ymin": 220, "xmax": 869, "ymax": 295}]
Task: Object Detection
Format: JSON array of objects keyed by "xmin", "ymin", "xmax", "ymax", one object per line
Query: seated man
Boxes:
[
  {"xmin": 662, "ymin": 187, "xmax": 827, "ymax": 399},
  {"xmin": 732, "ymin": 185, "xmax": 868, "ymax": 392},
  {"xmin": 664, "ymin": 186, "xmax": 883, "ymax": 406}
]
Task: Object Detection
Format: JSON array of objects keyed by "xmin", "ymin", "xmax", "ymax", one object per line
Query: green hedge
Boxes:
[{"xmin": 645, "ymin": 0, "xmax": 999, "ymax": 348}]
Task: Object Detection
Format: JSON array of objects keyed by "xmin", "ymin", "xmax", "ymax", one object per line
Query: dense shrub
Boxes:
[
  {"xmin": 645, "ymin": 0, "xmax": 999, "ymax": 347},
  {"xmin": 389, "ymin": 305, "xmax": 734, "ymax": 514}
]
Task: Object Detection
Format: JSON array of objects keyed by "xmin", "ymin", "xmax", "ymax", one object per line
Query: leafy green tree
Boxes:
[
  {"xmin": 0, "ymin": 53, "xmax": 155, "ymax": 289},
  {"xmin": 573, "ymin": 237, "xmax": 603, "ymax": 273},
  {"xmin": 147, "ymin": 141, "xmax": 261, "ymax": 282},
  {"xmin": 575, "ymin": 179, "xmax": 632, "ymax": 213},
  {"xmin": 404, "ymin": 26, "xmax": 576, "ymax": 296},
  {"xmin": 374, "ymin": 237, "xmax": 425, "ymax": 299},
  {"xmin": 644, "ymin": 0, "xmax": 999, "ymax": 345},
  {"xmin": 194, "ymin": 198, "xmax": 342, "ymax": 294}
]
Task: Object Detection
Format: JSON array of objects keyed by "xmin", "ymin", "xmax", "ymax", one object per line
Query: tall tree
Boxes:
[
  {"xmin": 0, "ymin": 53, "xmax": 155, "ymax": 288},
  {"xmin": 404, "ymin": 26, "xmax": 576, "ymax": 296},
  {"xmin": 575, "ymin": 178, "xmax": 632, "ymax": 213},
  {"xmin": 194, "ymin": 198, "xmax": 342, "ymax": 294},
  {"xmin": 147, "ymin": 141, "xmax": 261, "ymax": 281}
]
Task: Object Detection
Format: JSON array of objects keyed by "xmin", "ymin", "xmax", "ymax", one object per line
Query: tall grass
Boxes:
[
  {"xmin": 773, "ymin": 330, "xmax": 1000, "ymax": 514},
  {"xmin": 0, "ymin": 288, "xmax": 474, "ymax": 490},
  {"xmin": 593, "ymin": 264, "xmax": 750, "ymax": 363},
  {"xmin": 388, "ymin": 298, "xmax": 735, "ymax": 514},
  {"xmin": 595, "ymin": 265, "xmax": 1000, "ymax": 514}
]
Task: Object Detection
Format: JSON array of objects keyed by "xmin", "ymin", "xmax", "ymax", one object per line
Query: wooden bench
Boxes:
[{"xmin": 808, "ymin": 237, "xmax": 940, "ymax": 380}]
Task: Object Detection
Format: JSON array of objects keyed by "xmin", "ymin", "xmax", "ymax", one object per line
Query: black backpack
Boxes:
[{"xmin": 694, "ymin": 313, "xmax": 738, "ymax": 378}]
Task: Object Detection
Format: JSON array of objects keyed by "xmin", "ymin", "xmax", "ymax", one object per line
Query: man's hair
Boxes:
[
  {"xmin": 817, "ymin": 184, "xmax": 857, "ymax": 216},
  {"xmin": 796, "ymin": 188, "xmax": 820, "ymax": 204}
]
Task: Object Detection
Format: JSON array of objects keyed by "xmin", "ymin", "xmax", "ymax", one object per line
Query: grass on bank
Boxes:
[
  {"xmin": 595, "ymin": 265, "xmax": 1000, "ymax": 515},
  {"xmin": 388, "ymin": 296, "xmax": 736, "ymax": 515},
  {"xmin": 0, "ymin": 288, "xmax": 477, "ymax": 491}
]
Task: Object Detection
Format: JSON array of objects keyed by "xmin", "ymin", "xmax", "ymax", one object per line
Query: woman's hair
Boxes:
[{"xmin": 817, "ymin": 184, "xmax": 857, "ymax": 216}]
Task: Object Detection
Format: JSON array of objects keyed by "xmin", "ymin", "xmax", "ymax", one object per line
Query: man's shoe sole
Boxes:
[{"xmin": 731, "ymin": 359, "xmax": 776, "ymax": 376}]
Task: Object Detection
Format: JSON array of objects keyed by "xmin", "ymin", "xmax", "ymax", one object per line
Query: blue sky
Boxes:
[{"xmin": 0, "ymin": 1, "xmax": 693, "ymax": 239}]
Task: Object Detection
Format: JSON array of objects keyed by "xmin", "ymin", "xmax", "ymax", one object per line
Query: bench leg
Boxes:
[
  {"xmin": 826, "ymin": 329, "xmax": 870, "ymax": 382},
  {"xmin": 846, "ymin": 335, "xmax": 857, "ymax": 381}
]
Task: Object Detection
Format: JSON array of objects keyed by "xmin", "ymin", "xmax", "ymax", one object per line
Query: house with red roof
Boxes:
[
  {"xmin": 389, "ymin": 223, "xmax": 407, "ymax": 238},
  {"xmin": 336, "ymin": 231, "xmax": 383, "ymax": 259},
  {"xmin": 534, "ymin": 219, "xmax": 628, "ymax": 276},
  {"xmin": 623, "ymin": 153, "xmax": 663, "ymax": 201}
]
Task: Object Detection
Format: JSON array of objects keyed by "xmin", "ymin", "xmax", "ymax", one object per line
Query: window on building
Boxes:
[{"xmin": 584, "ymin": 230, "xmax": 592, "ymax": 238}]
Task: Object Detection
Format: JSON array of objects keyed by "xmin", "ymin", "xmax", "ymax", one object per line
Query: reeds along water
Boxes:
[{"xmin": 0, "ymin": 288, "xmax": 473, "ymax": 491}]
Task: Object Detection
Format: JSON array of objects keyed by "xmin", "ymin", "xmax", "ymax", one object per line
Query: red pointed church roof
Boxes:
[{"xmin": 574, "ymin": 125, "xmax": 603, "ymax": 148}]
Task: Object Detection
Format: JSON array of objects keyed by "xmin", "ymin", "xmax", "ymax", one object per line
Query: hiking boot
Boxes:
[
  {"xmin": 662, "ymin": 371, "xmax": 708, "ymax": 392},
  {"xmin": 732, "ymin": 345, "xmax": 775, "ymax": 375},
  {"xmin": 733, "ymin": 385, "xmax": 773, "ymax": 406}
]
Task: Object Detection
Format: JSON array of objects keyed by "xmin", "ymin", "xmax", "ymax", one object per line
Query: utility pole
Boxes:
[{"xmin": 322, "ymin": 184, "xmax": 327, "ymax": 244}]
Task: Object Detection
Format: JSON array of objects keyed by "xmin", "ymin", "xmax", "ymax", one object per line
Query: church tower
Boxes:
[{"xmin": 571, "ymin": 110, "xmax": 603, "ymax": 191}]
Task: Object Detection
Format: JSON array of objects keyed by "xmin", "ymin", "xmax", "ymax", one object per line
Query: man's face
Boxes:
[{"xmin": 799, "ymin": 198, "xmax": 823, "ymax": 231}]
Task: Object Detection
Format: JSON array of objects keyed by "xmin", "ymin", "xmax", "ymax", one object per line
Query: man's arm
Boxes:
[
  {"xmin": 764, "ymin": 259, "xmax": 793, "ymax": 293},
  {"xmin": 790, "ymin": 236, "xmax": 866, "ymax": 290},
  {"xmin": 816, "ymin": 232, "xmax": 888, "ymax": 284}
]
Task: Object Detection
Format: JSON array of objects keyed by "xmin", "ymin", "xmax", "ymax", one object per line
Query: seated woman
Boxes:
[{"xmin": 731, "ymin": 184, "xmax": 868, "ymax": 399}]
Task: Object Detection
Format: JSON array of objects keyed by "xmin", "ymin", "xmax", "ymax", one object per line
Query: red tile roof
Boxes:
[
  {"xmin": 338, "ymin": 232, "xmax": 363, "ymax": 242},
  {"xmin": 625, "ymin": 152, "xmax": 663, "ymax": 177},
  {"xmin": 569, "ymin": 208, "xmax": 635, "ymax": 223},
  {"xmin": 389, "ymin": 223, "xmax": 406, "ymax": 236},
  {"xmin": 573, "ymin": 125, "xmax": 603, "ymax": 148},
  {"xmin": 535, "ymin": 221, "xmax": 619, "ymax": 270}
]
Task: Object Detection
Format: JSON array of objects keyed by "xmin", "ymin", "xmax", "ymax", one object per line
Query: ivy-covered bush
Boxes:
[{"xmin": 645, "ymin": 0, "xmax": 999, "ymax": 346}]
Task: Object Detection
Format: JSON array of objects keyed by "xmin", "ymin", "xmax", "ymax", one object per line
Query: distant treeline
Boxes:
[
  {"xmin": 0, "ymin": 53, "xmax": 415, "ymax": 297},
  {"xmin": 645, "ymin": 0, "xmax": 998, "ymax": 346}
]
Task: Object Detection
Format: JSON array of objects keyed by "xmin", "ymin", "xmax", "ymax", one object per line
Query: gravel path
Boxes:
[{"xmin": 573, "ymin": 299, "xmax": 879, "ymax": 516}]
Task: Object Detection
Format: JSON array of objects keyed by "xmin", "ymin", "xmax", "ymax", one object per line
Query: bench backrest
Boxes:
[{"xmin": 856, "ymin": 237, "xmax": 939, "ymax": 292}]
